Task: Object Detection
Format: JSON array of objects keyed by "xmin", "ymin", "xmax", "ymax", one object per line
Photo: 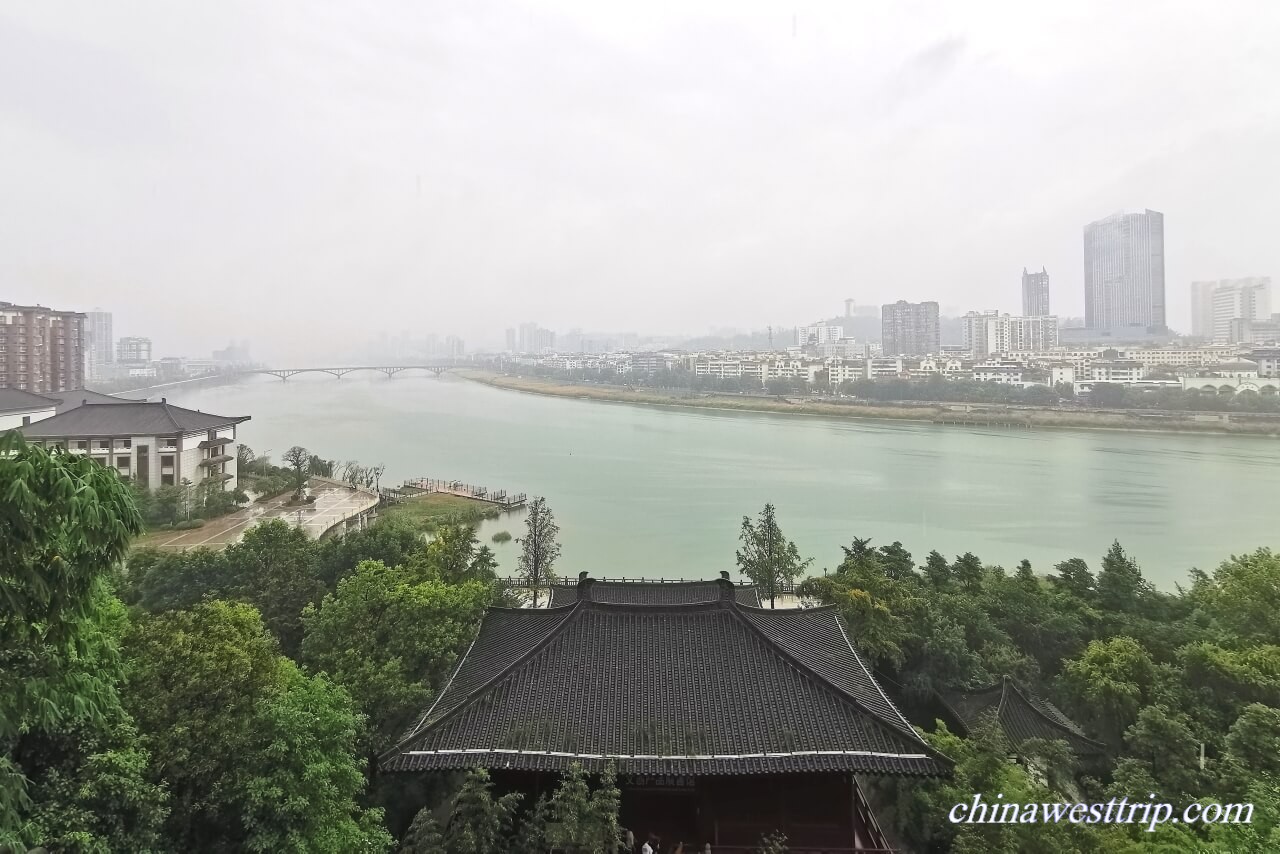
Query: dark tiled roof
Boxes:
[
  {"xmin": 383, "ymin": 581, "xmax": 949, "ymax": 778},
  {"xmin": 942, "ymin": 676, "xmax": 1105, "ymax": 757},
  {"xmin": 0, "ymin": 388, "xmax": 57, "ymax": 414},
  {"xmin": 18, "ymin": 401, "xmax": 249, "ymax": 438},
  {"xmin": 547, "ymin": 580, "xmax": 762, "ymax": 607},
  {"xmin": 198, "ymin": 436, "xmax": 234, "ymax": 448},
  {"xmin": 48, "ymin": 388, "xmax": 142, "ymax": 414}
]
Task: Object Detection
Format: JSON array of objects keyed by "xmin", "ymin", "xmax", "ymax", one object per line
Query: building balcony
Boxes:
[{"xmin": 199, "ymin": 454, "xmax": 233, "ymax": 467}]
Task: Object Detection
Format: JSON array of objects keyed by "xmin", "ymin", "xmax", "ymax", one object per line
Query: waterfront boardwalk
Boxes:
[
  {"xmin": 135, "ymin": 482, "xmax": 378, "ymax": 550},
  {"xmin": 403, "ymin": 477, "xmax": 527, "ymax": 510}
]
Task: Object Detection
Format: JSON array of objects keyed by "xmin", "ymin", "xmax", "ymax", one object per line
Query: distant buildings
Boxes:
[
  {"xmin": 795, "ymin": 324, "xmax": 845, "ymax": 347},
  {"xmin": 1189, "ymin": 278, "xmax": 1273, "ymax": 344},
  {"xmin": 511, "ymin": 323, "xmax": 555, "ymax": 354},
  {"xmin": 212, "ymin": 340, "xmax": 253, "ymax": 366},
  {"xmin": 85, "ymin": 309, "xmax": 113, "ymax": 382},
  {"xmin": 961, "ymin": 311, "xmax": 1059, "ymax": 358},
  {"xmin": 116, "ymin": 336, "xmax": 153, "ymax": 364},
  {"xmin": 1021, "ymin": 267, "xmax": 1050, "ymax": 316},
  {"xmin": 881, "ymin": 301, "xmax": 940, "ymax": 356},
  {"xmin": 0, "ymin": 301, "xmax": 86, "ymax": 394},
  {"xmin": 1083, "ymin": 210, "xmax": 1166, "ymax": 332}
]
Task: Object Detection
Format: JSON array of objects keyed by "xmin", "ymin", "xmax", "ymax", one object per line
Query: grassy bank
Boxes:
[
  {"xmin": 377, "ymin": 492, "xmax": 501, "ymax": 530},
  {"xmin": 456, "ymin": 369, "xmax": 1280, "ymax": 436}
]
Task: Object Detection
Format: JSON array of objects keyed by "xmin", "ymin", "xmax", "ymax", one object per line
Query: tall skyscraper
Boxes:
[
  {"xmin": 881, "ymin": 301, "xmax": 940, "ymax": 356},
  {"xmin": 1208, "ymin": 278, "xmax": 1272, "ymax": 344},
  {"xmin": 85, "ymin": 309, "xmax": 113, "ymax": 381},
  {"xmin": 1021, "ymin": 267, "xmax": 1050, "ymax": 316},
  {"xmin": 516, "ymin": 323, "xmax": 555, "ymax": 354},
  {"xmin": 0, "ymin": 302, "xmax": 86, "ymax": 393},
  {"xmin": 1083, "ymin": 210, "xmax": 1166, "ymax": 331},
  {"xmin": 1189, "ymin": 280, "xmax": 1219, "ymax": 338}
]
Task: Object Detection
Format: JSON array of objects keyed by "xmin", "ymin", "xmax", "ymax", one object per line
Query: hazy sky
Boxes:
[{"xmin": 2, "ymin": 1, "xmax": 1277, "ymax": 360}]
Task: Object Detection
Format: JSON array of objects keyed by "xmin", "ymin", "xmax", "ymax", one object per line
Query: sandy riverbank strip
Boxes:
[{"xmin": 454, "ymin": 369, "xmax": 1280, "ymax": 437}]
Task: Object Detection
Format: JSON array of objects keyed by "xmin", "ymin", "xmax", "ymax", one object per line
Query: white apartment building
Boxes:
[
  {"xmin": 796, "ymin": 324, "xmax": 845, "ymax": 346},
  {"xmin": 1251, "ymin": 349, "xmax": 1280, "ymax": 378},
  {"xmin": 1212, "ymin": 279, "xmax": 1272, "ymax": 344},
  {"xmin": 1088, "ymin": 361, "xmax": 1146, "ymax": 383},
  {"xmin": 19, "ymin": 398, "xmax": 250, "ymax": 490},
  {"xmin": 962, "ymin": 311, "xmax": 1059, "ymax": 358},
  {"xmin": 971, "ymin": 362, "xmax": 1024, "ymax": 384}
]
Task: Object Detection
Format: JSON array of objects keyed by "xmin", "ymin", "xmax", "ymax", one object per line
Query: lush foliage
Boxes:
[
  {"xmin": 801, "ymin": 536, "xmax": 1280, "ymax": 851},
  {"xmin": 516, "ymin": 496, "xmax": 561, "ymax": 607},
  {"xmin": 737, "ymin": 503, "xmax": 812, "ymax": 607}
]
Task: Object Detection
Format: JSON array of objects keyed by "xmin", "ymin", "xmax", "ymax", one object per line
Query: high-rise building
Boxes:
[
  {"xmin": 881, "ymin": 301, "xmax": 940, "ymax": 356},
  {"xmin": 116, "ymin": 336, "xmax": 152, "ymax": 364},
  {"xmin": 505, "ymin": 328, "xmax": 517, "ymax": 351},
  {"xmin": 1190, "ymin": 280, "xmax": 1220, "ymax": 338},
  {"xmin": 795, "ymin": 324, "xmax": 845, "ymax": 346},
  {"xmin": 516, "ymin": 323, "xmax": 555, "ymax": 354},
  {"xmin": 0, "ymin": 301, "xmax": 86, "ymax": 393},
  {"xmin": 85, "ymin": 309, "xmax": 113, "ymax": 382},
  {"xmin": 1083, "ymin": 210, "xmax": 1166, "ymax": 331},
  {"xmin": 1209, "ymin": 278, "xmax": 1272, "ymax": 344},
  {"xmin": 1021, "ymin": 268, "xmax": 1050, "ymax": 316},
  {"xmin": 962, "ymin": 310, "xmax": 1060, "ymax": 357}
]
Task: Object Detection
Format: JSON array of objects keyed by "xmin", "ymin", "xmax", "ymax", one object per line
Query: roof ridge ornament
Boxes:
[
  {"xmin": 716, "ymin": 570, "xmax": 736, "ymax": 603},
  {"xmin": 576, "ymin": 570, "xmax": 595, "ymax": 601}
]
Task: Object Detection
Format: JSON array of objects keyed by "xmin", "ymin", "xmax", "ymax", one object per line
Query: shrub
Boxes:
[
  {"xmin": 175, "ymin": 519, "xmax": 206, "ymax": 530},
  {"xmin": 491, "ymin": 530, "xmax": 512, "ymax": 544}
]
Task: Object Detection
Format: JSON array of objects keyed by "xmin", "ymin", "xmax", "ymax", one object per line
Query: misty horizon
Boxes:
[{"xmin": 3, "ymin": 2, "xmax": 1277, "ymax": 363}]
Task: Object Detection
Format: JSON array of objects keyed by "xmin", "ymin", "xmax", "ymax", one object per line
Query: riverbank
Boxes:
[{"xmin": 456, "ymin": 369, "xmax": 1280, "ymax": 436}]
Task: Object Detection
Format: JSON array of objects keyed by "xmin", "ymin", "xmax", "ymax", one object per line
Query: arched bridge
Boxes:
[{"xmin": 243, "ymin": 365, "xmax": 460, "ymax": 381}]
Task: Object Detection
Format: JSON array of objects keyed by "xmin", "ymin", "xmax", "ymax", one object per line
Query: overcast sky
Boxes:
[{"xmin": 2, "ymin": 1, "xmax": 1277, "ymax": 360}]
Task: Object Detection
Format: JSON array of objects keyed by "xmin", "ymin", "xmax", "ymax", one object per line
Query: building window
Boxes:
[
  {"xmin": 75, "ymin": 441, "xmax": 87, "ymax": 450},
  {"xmin": 161, "ymin": 455, "xmax": 174, "ymax": 467},
  {"xmin": 97, "ymin": 440, "xmax": 110, "ymax": 449},
  {"xmin": 116, "ymin": 457, "xmax": 130, "ymax": 469},
  {"xmin": 161, "ymin": 474, "xmax": 174, "ymax": 486}
]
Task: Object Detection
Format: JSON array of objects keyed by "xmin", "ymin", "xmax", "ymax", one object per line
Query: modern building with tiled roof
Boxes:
[
  {"xmin": 383, "ymin": 574, "xmax": 950, "ymax": 850},
  {"xmin": 44, "ymin": 387, "xmax": 144, "ymax": 414},
  {"xmin": 0, "ymin": 388, "xmax": 58, "ymax": 431},
  {"xmin": 19, "ymin": 397, "xmax": 249, "ymax": 492},
  {"xmin": 941, "ymin": 676, "xmax": 1105, "ymax": 758}
]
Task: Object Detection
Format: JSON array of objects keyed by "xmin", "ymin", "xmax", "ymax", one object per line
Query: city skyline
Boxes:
[{"xmin": 2, "ymin": 3, "xmax": 1277, "ymax": 361}]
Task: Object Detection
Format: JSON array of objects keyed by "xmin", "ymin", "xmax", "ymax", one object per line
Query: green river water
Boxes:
[{"xmin": 161, "ymin": 374, "xmax": 1280, "ymax": 588}]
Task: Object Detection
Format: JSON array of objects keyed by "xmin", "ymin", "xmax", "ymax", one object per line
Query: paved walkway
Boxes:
[{"xmin": 140, "ymin": 484, "xmax": 378, "ymax": 550}]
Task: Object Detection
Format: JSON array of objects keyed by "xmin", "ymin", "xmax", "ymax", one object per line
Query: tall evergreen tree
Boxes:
[
  {"xmin": 736, "ymin": 504, "xmax": 812, "ymax": 608},
  {"xmin": 516, "ymin": 497, "xmax": 561, "ymax": 607}
]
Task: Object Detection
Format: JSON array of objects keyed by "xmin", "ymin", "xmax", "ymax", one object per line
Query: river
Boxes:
[{"xmin": 158, "ymin": 374, "xmax": 1280, "ymax": 588}]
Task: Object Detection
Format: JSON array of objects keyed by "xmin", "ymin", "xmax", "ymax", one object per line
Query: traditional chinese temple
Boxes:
[
  {"xmin": 940, "ymin": 675, "xmax": 1106, "ymax": 759},
  {"xmin": 382, "ymin": 574, "xmax": 951, "ymax": 851}
]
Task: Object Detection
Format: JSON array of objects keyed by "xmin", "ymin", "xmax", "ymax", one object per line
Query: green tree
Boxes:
[
  {"xmin": 1222, "ymin": 703, "xmax": 1280, "ymax": 786},
  {"xmin": 124, "ymin": 600, "xmax": 388, "ymax": 851},
  {"xmin": 923, "ymin": 550, "xmax": 952, "ymax": 588},
  {"xmin": 517, "ymin": 497, "xmax": 561, "ymax": 607},
  {"xmin": 547, "ymin": 764, "xmax": 622, "ymax": 854},
  {"xmin": 122, "ymin": 546, "xmax": 236, "ymax": 612},
  {"xmin": 1052, "ymin": 557, "xmax": 1095, "ymax": 600},
  {"xmin": 951, "ymin": 552, "xmax": 985, "ymax": 590},
  {"xmin": 441, "ymin": 768, "xmax": 523, "ymax": 854},
  {"xmin": 282, "ymin": 445, "xmax": 312, "ymax": 497},
  {"xmin": 737, "ymin": 504, "xmax": 812, "ymax": 608},
  {"xmin": 0, "ymin": 433, "xmax": 162, "ymax": 847},
  {"xmin": 240, "ymin": 659, "xmax": 394, "ymax": 853},
  {"xmin": 1111, "ymin": 704, "xmax": 1203, "ymax": 799},
  {"xmin": 1059, "ymin": 636, "xmax": 1156, "ymax": 748},
  {"xmin": 1015, "ymin": 559, "xmax": 1036, "ymax": 587},
  {"xmin": 1097, "ymin": 540, "xmax": 1149, "ymax": 612},
  {"xmin": 413, "ymin": 523, "xmax": 500, "ymax": 584},
  {"xmin": 1191, "ymin": 548, "xmax": 1280, "ymax": 645},
  {"xmin": 301, "ymin": 560, "xmax": 491, "ymax": 752},
  {"xmin": 223, "ymin": 519, "xmax": 322, "ymax": 656}
]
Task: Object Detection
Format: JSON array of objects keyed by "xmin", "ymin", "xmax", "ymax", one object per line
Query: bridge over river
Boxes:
[{"xmin": 243, "ymin": 364, "xmax": 461, "ymax": 380}]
